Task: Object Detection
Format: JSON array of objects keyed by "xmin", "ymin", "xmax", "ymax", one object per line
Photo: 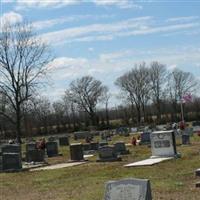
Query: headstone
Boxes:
[
  {"xmin": 117, "ymin": 127, "xmax": 130, "ymax": 137},
  {"xmin": 150, "ymin": 131, "xmax": 177, "ymax": 157},
  {"xmin": 196, "ymin": 168, "xmax": 200, "ymax": 188},
  {"xmin": 131, "ymin": 127, "xmax": 138, "ymax": 133},
  {"xmin": 82, "ymin": 143, "xmax": 91, "ymax": 151},
  {"xmin": 97, "ymin": 146, "xmax": 121, "ymax": 162},
  {"xmin": 104, "ymin": 178, "xmax": 152, "ymax": 200},
  {"xmin": 114, "ymin": 142, "xmax": 129, "ymax": 155},
  {"xmin": 90, "ymin": 142, "xmax": 99, "ymax": 150},
  {"xmin": 99, "ymin": 141, "xmax": 108, "ymax": 148},
  {"xmin": 46, "ymin": 141, "xmax": 58, "ymax": 157},
  {"xmin": 140, "ymin": 132, "xmax": 151, "ymax": 145},
  {"xmin": 70, "ymin": 143, "xmax": 84, "ymax": 161},
  {"xmin": 74, "ymin": 131, "xmax": 91, "ymax": 140},
  {"xmin": 26, "ymin": 143, "xmax": 37, "ymax": 152},
  {"xmin": 2, "ymin": 153, "xmax": 22, "ymax": 171},
  {"xmin": 196, "ymin": 168, "xmax": 200, "ymax": 177},
  {"xmin": 182, "ymin": 135, "xmax": 190, "ymax": 145},
  {"xmin": 59, "ymin": 136, "xmax": 69, "ymax": 146},
  {"xmin": 26, "ymin": 149, "xmax": 45, "ymax": 162},
  {"xmin": 1, "ymin": 144, "xmax": 21, "ymax": 154},
  {"xmin": 182, "ymin": 127, "xmax": 191, "ymax": 145}
]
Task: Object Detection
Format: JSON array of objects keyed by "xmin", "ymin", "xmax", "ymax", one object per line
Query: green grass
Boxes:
[{"xmin": 1, "ymin": 135, "xmax": 200, "ymax": 200}]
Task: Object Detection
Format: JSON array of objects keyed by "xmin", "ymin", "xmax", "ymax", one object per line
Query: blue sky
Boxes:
[{"xmin": 1, "ymin": 0, "xmax": 200, "ymax": 104}]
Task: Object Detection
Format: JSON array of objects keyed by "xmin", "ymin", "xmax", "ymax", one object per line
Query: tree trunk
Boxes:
[
  {"xmin": 90, "ymin": 113, "xmax": 96, "ymax": 126},
  {"xmin": 131, "ymin": 102, "xmax": 135, "ymax": 125},
  {"xmin": 156, "ymin": 99, "xmax": 161, "ymax": 123},
  {"xmin": 16, "ymin": 106, "xmax": 22, "ymax": 143},
  {"xmin": 136, "ymin": 105, "xmax": 141, "ymax": 125},
  {"xmin": 105, "ymin": 103, "xmax": 110, "ymax": 127}
]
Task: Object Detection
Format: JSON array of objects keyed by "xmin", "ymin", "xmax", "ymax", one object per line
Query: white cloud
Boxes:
[
  {"xmin": 39, "ymin": 16, "xmax": 153, "ymax": 44},
  {"xmin": 92, "ymin": 0, "xmax": 142, "ymax": 9},
  {"xmin": 39, "ymin": 15, "xmax": 200, "ymax": 45},
  {"xmin": 15, "ymin": 0, "xmax": 80, "ymax": 10},
  {"xmin": 14, "ymin": 0, "xmax": 141, "ymax": 10},
  {"xmin": 167, "ymin": 16, "xmax": 199, "ymax": 23},
  {"xmin": 0, "ymin": 11, "xmax": 23, "ymax": 25},
  {"xmin": 32, "ymin": 14, "xmax": 114, "ymax": 30},
  {"xmin": 47, "ymin": 57, "xmax": 90, "ymax": 79}
]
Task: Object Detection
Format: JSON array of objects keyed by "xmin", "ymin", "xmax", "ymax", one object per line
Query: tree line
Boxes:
[{"xmin": 0, "ymin": 23, "xmax": 199, "ymax": 142}]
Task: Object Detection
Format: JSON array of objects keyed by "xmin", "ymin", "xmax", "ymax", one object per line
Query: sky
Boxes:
[{"xmin": 1, "ymin": 0, "xmax": 200, "ymax": 105}]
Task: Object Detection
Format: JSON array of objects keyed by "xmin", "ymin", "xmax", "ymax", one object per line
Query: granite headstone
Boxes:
[{"xmin": 104, "ymin": 178, "xmax": 152, "ymax": 200}]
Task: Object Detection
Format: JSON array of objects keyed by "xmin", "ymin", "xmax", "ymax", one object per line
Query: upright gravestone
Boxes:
[
  {"xmin": 1, "ymin": 144, "xmax": 21, "ymax": 154},
  {"xmin": 97, "ymin": 146, "xmax": 121, "ymax": 162},
  {"xmin": 46, "ymin": 141, "xmax": 58, "ymax": 157},
  {"xmin": 25, "ymin": 142, "xmax": 45, "ymax": 162},
  {"xmin": 0, "ymin": 144, "xmax": 22, "ymax": 172},
  {"xmin": 26, "ymin": 149, "xmax": 45, "ymax": 162},
  {"xmin": 26, "ymin": 143, "xmax": 37, "ymax": 152},
  {"xmin": 90, "ymin": 142, "xmax": 99, "ymax": 151},
  {"xmin": 104, "ymin": 178, "xmax": 152, "ymax": 200},
  {"xmin": 70, "ymin": 143, "xmax": 84, "ymax": 161},
  {"xmin": 150, "ymin": 130, "xmax": 177, "ymax": 158},
  {"xmin": 140, "ymin": 132, "xmax": 151, "ymax": 145},
  {"xmin": 2, "ymin": 153, "xmax": 22, "ymax": 171},
  {"xmin": 182, "ymin": 127, "xmax": 191, "ymax": 145},
  {"xmin": 114, "ymin": 142, "xmax": 129, "ymax": 155},
  {"xmin": 59, "ymin": 136, "xmax": 69, "ymax": 146}
]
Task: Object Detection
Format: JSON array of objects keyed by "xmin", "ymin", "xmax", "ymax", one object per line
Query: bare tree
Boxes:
[
  {"xmin": 115, "ymin": 63, "xmax": 151, "ymax": 124},
  {"xmin": 0, "ymin": 23, "xmax": 52, "ymax": 142},
  {"xmin": 149, "ymin": 61, "xmax": 167, "ymax": 123},
  {"xmin": 68, "ymin": 76, "xmax": 107, "ymax": 126},
  {"xmin": 167, "ymin": 68, "xmax": 198, "ymax": 121}
]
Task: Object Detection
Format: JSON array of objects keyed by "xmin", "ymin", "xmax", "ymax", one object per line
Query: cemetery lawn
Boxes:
[{"xmin": 0, "ymin": 135, "xmax": 200, "ymax": 200}]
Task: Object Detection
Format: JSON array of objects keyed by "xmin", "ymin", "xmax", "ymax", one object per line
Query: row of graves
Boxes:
[{"xmin": 0, "ymin": 136, "xmax": 69, "ymax": 172}]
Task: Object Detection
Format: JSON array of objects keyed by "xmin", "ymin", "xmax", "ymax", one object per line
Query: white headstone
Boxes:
[{"xmin": 151, "ymin": 130, "xmax": 177, "ymax": 157}]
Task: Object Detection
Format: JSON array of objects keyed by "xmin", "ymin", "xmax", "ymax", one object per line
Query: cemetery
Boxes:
[
  {"xmin": 0, "ymin": 2, "xmax": 200, "ymax": 200},
  {"xmin": 0, "ymin": 127, "xmax": 200, "ymax": 200}
]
